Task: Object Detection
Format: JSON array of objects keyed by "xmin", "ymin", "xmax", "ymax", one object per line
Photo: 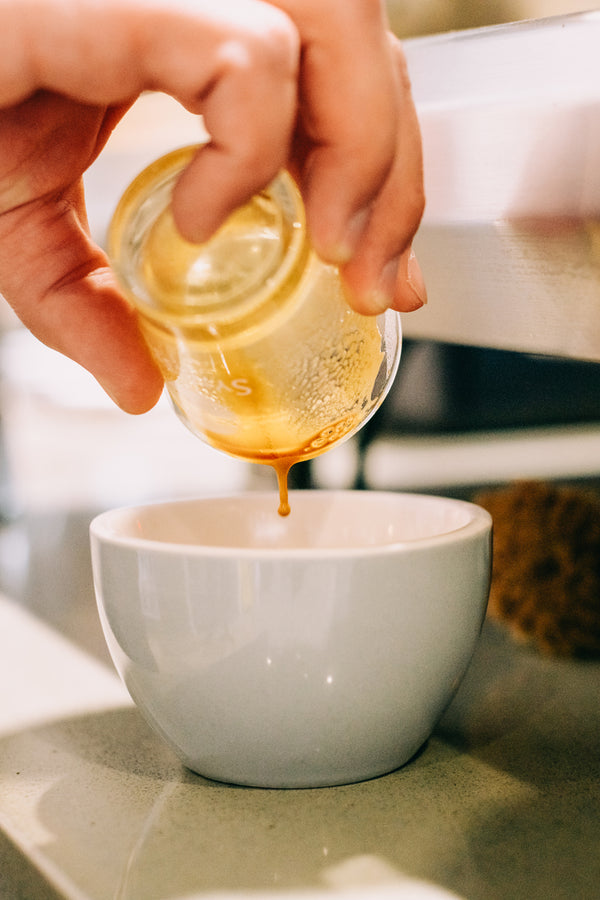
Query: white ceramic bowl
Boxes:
[{"xmin": 90, "ymin": 491, "xmax": 492, "ymax": 788}]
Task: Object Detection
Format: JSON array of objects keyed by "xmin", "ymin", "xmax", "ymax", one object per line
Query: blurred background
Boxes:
[
  {"xmin": 387, "ymin": 0, "xmax": 595, "ymax": 35},
  {"xmin": 1, "ymin": 0, "xmax": 600, "ymax": 660}
]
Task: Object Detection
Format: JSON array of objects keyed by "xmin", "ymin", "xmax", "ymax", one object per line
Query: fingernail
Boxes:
[
  {"xmin": 366, "ymin": 256, "xmax": 400, "ymax": 315},
  {"xmin": 330, "ymin": 207, "xmax": 371, "ymax": 264},
  {"xmin": 406, "ymin": 249, "xmax": 427, "ymax": 307}
]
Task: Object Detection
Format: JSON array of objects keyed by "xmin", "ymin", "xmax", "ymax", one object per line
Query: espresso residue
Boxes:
[{"xmin": 202, "ymin": 416, "xmax": 363, "ymax": 517}]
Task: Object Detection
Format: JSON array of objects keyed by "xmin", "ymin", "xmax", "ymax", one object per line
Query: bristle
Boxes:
[{"xmin": 474, "ymin": 481, "xmax": 600, "ymax": 658}]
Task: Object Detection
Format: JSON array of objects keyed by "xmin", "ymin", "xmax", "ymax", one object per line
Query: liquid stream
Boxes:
[{"xmin": 201, "ymin": 413, "xmax": 361, "ymax": 516}]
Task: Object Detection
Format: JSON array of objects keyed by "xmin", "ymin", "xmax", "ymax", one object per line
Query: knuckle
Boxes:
[
  {"xmin": 238, "ymin": 145, "xmax": 281, "ymax": 187},
  {"xmin": 409, "ymin": 179, "xmax": 426, "ymax": 219},
  {"xmin": 220, "ymin": 15, "xmax": 298, "ymax": 82},
  {"xmin": 261, "ymin": 15, "xmax": 300, "ymax": 73},
  {"xmin": 395, "ymin": 50, "xmax": 415, "ymax": 98},
  {"xmin": 398, "ymin": 183, "xmax": 426, "ymax": 239}
]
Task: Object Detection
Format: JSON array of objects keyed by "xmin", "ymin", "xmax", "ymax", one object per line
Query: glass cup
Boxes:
[{"xmin": 108, "ymin": 146, "xmax": 401, "ymax": 504}]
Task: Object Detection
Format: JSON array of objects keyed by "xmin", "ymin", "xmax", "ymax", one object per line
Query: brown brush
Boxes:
[{"xmin": 474, "ymin": 480, "xmax": 600, "ymax": 657}]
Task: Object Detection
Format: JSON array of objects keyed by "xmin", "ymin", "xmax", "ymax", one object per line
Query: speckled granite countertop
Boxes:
[{"xmin": 1, "ymin": 586, "xmax": 599, "ymax": 900}]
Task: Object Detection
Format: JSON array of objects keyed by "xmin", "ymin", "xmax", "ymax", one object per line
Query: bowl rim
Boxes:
[{"xmin": 89, "ymin": 490, "xmax": 492, "ymax": 560}]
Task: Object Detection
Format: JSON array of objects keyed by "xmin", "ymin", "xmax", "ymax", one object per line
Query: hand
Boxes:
[
  {"xmin": 175, "ymin": 0, "xmax": 426, "ymax": 316},
  {"xmin": 277, "ymin": 0, "xmax": 426, "ymax": 318},
  {"xmin": 0, "ymin": 0, "xmax": 424, "ymax": 414}
]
